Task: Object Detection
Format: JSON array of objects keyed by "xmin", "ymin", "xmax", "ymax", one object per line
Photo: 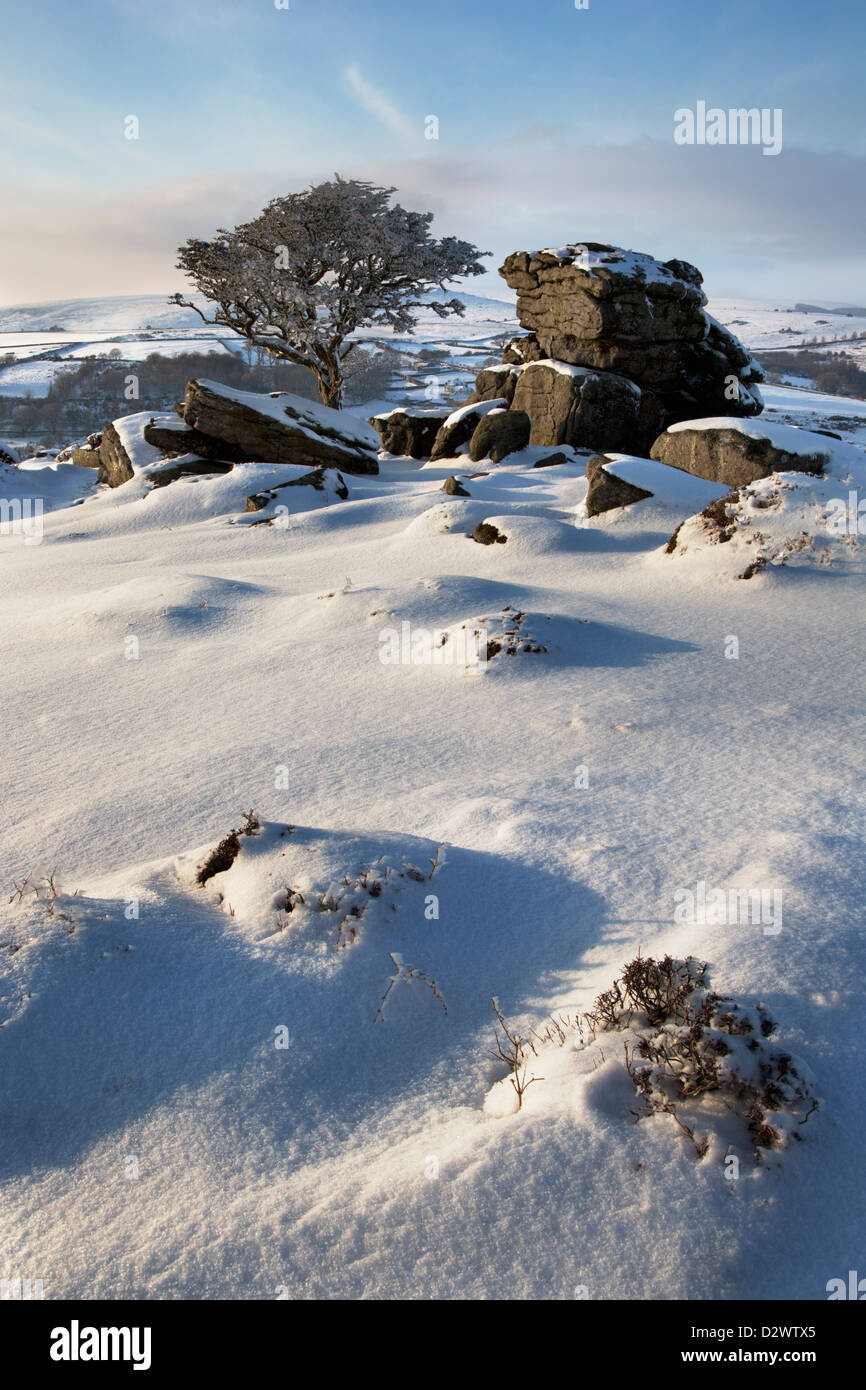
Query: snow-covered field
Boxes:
[
  {"xmin": 4, "ymin": 291, "xmax": 866, "ymax": 422},
  {"xmin": 0, "ymin": 292, "xmax": 518, "ymax": 418},
  {"xmin": 709, "ymin": 298, "xmax": 866, "ymax": 351},
  {"xmin": 1, "ymin": 370, "xmax": 865, "ymax": 1300}
]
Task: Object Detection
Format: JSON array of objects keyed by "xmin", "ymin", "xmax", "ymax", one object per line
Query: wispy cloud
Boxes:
[
  {"xmin": 0, "ymin": 112, "xmax": 108, "ymax": 169},
  {"xmin": 344, "ymin": 64, "xmax": 418, "ymax": 144}
]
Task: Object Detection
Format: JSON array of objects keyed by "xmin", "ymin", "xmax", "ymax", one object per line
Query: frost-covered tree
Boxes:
[{"xmin": 171, "ymin": 176, "xmax": 488, "ymax": 408}]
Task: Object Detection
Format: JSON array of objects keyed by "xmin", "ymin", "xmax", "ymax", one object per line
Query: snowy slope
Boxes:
[
  {"xmin": 707, "ymin": 297, "xmax": 866, "ymax": 351},
  {"xmin": 1, "ymin": 396, "xmax": 864, "ymax": 1300},
  {"xmin": 0, "ymin": 290, "xmax": 517, "ymax": 336},
  {"xmin": 2, "ymin": 290, "xmax": 862, "ymax": 353},
  {"xmin": 0, "ymin": 295, "xmax": 216, "ymax": 335}
]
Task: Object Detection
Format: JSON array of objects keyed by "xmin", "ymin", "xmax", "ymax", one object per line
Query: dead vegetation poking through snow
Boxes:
[
  {"xmin": 662, "ymin": 473, "xmax": 855, "ymax": 578},
  {"xmin": 196, "ymin": 809, "xmax": 261, "ymax": 885},
  {"xmin": 479, "ymin": 606, "xmax": 551, "ymax": 662},
  {"xmin": 189, "ymin": 817, "xmax": 448, "ymax": 956},
  {"xmin": 375, "ymin": 952, "xmax": 448, "ymax": 1023},
  {"xmin": 490, "ymin": 955, "xmax": 818, "ymax": 1162},
  {"xmin": 594, "ymin": 955, "xmax": 817, "ymax": 1160},
  {"xmin": 490, "ymin": 996, "xmax": 547, "ymax": 1109},
  {"xmin": 7, "ymin": 869, "xmax": 79, "ymax": 933}
]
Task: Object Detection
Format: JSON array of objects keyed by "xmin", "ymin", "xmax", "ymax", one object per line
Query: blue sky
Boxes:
[{"xmin": 1, "ymin": 0, "xmax": 864, "ymax": 304}]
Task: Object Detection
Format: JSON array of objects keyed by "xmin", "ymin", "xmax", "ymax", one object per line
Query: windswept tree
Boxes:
[{"xmin": 171, "ymin": 176, "xmax": 488, "ymax": 409}]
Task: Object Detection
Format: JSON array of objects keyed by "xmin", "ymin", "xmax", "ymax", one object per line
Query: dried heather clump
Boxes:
[
  {"xmin": 196, "ymin": 809, "xmax": 261, "ymax": 885},
  {"xmin": 587, "ymin": 955, "xmax": 817, "ymax": 1160}
]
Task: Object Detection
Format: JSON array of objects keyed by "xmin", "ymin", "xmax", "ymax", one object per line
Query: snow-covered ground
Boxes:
[
  {"xmin": 708, "ymin": 298, "xmax": 866, "ymax": 351},
  {"xmin": 5, "ymin": 291, "xmax": 866, "ymax": 427},
  {"xmin": 1, "ymin": 374, "xmax": 865, "ymax": 1299},
  {"xmin": 0, "ymin": 360, "xmax": 81, "ymax": 399},
  {"xmin": 0, "ymin": 292, "xmax": 519, "ymax": 422},
  {"xmin": 3, "ymin": 288, "xmax": 865, "ymax": 356}
]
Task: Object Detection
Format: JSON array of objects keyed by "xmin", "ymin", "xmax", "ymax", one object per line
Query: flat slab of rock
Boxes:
[
  {"xmin": 533, "ymin": 451, "xmax": 570, "ymax": 468},
  {"xmin": 143, "ymin": 416, "xmax": 251, "ymax": 463},
  {"xmin": 183, "ymin": 379, "xmax": 379, "ymax": 475},
  {"xmin": 72, "ymin": 446, "xmax": 101, "ymax": 469},
  {"xmin": 650, "ymin": 418, "xmax": 834, "ymax": 487},
  {"xmin": 586, "ymin": 454, "xmax": 729, "ymax": 519},
  {"xmin": 148, "ymin": 458, "xmax": 234, "ymax": 489},
  {"xmin": 370, "ymin": 408, "xmax": 450, "ymax": 459}
]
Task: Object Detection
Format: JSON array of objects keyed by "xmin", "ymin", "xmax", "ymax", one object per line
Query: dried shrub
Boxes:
[
  {"xmin": 700, "ymin": 492, "xmax": 740, "ymax": 544},
  {"xmin": 587, "ymin": 955, "xmax": 816, "ymax": 1160},
  {"xmin": 196, "ymin": 809, "xmax": 261, "ymax": 885},
  {"xmin": 492, "ymin": 955, "xmax": 818, "ymax": 1161}
]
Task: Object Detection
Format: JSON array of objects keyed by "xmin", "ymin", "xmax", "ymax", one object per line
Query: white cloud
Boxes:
[
  {"xmin": 1, "ymin": 135, "xmax": 864, "ymax": 304},
  {"xmin": 343, "ymin": 65, "xmax": 418, "ymax": 144}
]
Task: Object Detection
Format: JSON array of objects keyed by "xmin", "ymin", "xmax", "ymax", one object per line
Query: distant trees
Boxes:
[
  {"xmin": 0, "ymin": 346, "xmax": 402, "ymax": 446},
  {"xmin": 758, "ymin": 348, "xmax": 866, "ymax": 398},
  {"xmin": 171, "ymin": 176, "xmax": 488, "ymax": 408}
]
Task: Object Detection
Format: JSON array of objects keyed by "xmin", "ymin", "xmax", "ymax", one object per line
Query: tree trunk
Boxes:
[
  {"xmin": 255, "ymin": 338, "xmax": 344, "ymax": 410},
  {"xmin": 317, "ymin": 369, "xmax": 343, "ymax": 410}
]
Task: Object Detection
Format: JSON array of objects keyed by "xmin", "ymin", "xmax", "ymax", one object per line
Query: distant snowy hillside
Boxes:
[
  {"xmin": 706, "ymin": 298, "xmax": 866, "ymax": 351},
  {"xmin": 0, "ymin": 289, "xmax": 517, "ymax": 336},
  {"xmin": 0, "ymin": 294, "xmax": 215, "ymax": 335}
]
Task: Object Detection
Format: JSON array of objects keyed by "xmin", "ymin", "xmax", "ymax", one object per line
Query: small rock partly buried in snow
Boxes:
[
  {"xmin": 472, "ymin": 522, "xmax": 507, "ymax": 545},
  {"xmin": 469, "ymin": 409, "xmax": 531, "ymax": 463},
  {"xmin": 245, "ymin": 467, "xmax": 349, "ymax": 512},
  {"xmin": 585, "ymin": 453, "xmax": 654, "ymax": 515},
  {"xmin": 533, "ymin": 451, "xmax": 570, "ymax": 468},
  {"xmin": 441, "ymin": 475, "xmax": 470, "ymax": 496}
]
